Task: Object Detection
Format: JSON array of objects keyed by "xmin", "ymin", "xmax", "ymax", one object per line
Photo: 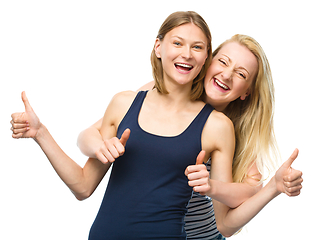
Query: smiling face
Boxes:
[
  {"xmin": 204, "ymin": 41, "xmax": 258, "ymax": 111},
  {"xmin": 154, "ymin": 23, "xmax": 208, "ymax": 89}
]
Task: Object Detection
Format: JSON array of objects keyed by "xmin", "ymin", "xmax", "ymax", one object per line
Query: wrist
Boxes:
[
  {"xmin": 268, "ymin": 176, "xmax": 281, "ymax": 198},
  {"xmin": 34, "ymin": 123, "xmax": 47, "ymax": 143},
  {"xmin": 206, "ymin": 179, "xmax": 216, "ymax": 197}
]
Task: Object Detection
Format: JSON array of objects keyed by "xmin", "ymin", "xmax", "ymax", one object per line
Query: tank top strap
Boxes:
[
  {"xmin": 117, "ymin": 91, "xmax": 148, "ymax": 136},
  {"xmin": 126, "ymin": 90, "xmax": 148, "ymax": 119},
  {"xmin": 183, "ymin": 103, "xmax": 214, "ymax": 137}
]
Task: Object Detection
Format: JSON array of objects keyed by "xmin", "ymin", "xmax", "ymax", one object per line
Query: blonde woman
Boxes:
[{"xmin": 76, "ymin": 35, "xmax": 302, "ymax": 239}]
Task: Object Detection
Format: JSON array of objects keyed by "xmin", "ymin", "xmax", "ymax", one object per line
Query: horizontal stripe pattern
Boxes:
[{"xmin": 185, "ymin": 160, "xmax": 221, "ymax": 239}]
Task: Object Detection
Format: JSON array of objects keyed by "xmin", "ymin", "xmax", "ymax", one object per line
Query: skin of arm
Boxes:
[
  {"xmin": 212, "ymin": 150, "xmax": 302, "ymax": 237},
  {"xmin": 185, "ymin": 111, "xmax": 302, "ymax": 237},
  {"xmin": 77, "ymin": 118, "xmax": 104, "ymax": 159},
  {"xmin": 77, "ymin": 81, "xmax": 154, "ymax": 161},
  {"xmin": 11, "ymin": 91, "xmax": 133, "ymax": 201},
  {"xmin": 207, "ymin": 162, "xmax": 262, "ymax": 208}
]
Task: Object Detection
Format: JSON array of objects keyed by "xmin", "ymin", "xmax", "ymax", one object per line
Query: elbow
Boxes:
[
  {"xmin": 216, "ymin": 224, "xmax": 233, "ymax": 238},
  {"xmin": 216, "ymin": 220, "xmax": 239, "ymax": 238},
  {"xmin": 73, "ymin": 190, "xmax": 92, "ymax": 201},
  {"xmin": 75, "ymin": 195, "xmax": 89, "ymax": 201}
]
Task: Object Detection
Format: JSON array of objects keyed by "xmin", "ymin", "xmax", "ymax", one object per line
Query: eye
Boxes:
[
  {"xmin": 174, "ymin": 41, "xmax": 181, "ymax": 46},
  {"xmin": 238, "ymin": 72, "xmax": 246, "ymax": 79},
  {"xmin": 193, "ymin": 45, "xmax": 202, "ymax": 50},
  {"xmin": 218, "ymin": 59, "xmax": 227, "ymax": 65}
]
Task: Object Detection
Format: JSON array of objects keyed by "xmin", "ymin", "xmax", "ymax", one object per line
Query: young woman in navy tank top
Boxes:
[
  {"xmin": 11, "ymin": 11, "xmax": 234, "ymax": 239},
  {"xmin": 10, "ymin": 11, "xmax": 302, "ymax": 239}
]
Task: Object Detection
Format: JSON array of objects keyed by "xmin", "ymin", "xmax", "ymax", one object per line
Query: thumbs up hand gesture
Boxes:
[
  {"xmin": 274, "ymin": 148, "xmax": 303, "ymax": 196},
  {"xmin": 11, "ymin": 91, "xmax": 42, "ymax": 139},
  {"xmin": 95, "ymin": 128, "xmax": 131, "ymax": 164},
  {"xmin": 185, "ymin": 150, "xmax": 210, "ymax": 195}
]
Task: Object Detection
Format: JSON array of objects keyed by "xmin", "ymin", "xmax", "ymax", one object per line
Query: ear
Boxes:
[
  {"xmin": 240, "ymin": 90, "xmax": 250, "ymax": 101},
  {"xmin": 154, "ymin": 38, "xmax": 161, "ymax": 58}
]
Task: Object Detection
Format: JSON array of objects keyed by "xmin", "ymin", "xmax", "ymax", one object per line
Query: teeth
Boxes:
[
  {"xmin": 175, "ymin": 63, "xmax": 193, "ymax": 69},
  {"xmin": 215, "ymin": 79, "xmax": 229, "ymax": 90}
]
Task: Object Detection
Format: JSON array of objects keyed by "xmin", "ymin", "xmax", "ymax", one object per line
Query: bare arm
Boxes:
[
  {"xmin": 34, "ymin": 125, "xmax": 110, "ymax": 200},
  {"xmin": 11, "ymin": 92, "xmax": 117, "ymax": 200},
  {"xmin": 77, "ymin": 118, "xmax": 103, "ymax": 158},
  {"xmin": 208, "ymin": 162, "xmax": 262, "ymax": 208},
  {"xmin": 77, "ymin": 81, "xmax": 154, "ymax": 161},
  {"xmin": 185, "ymin": 111, "xmax": 302, "ymax": 237},
  {"xmin": 213, "ymin": 149, "xmax": 302, "ymax": 237}
]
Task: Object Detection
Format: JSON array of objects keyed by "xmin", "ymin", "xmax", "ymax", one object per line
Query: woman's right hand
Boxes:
[
  {"xmin": 11, "ymin": 91, "xmax": 42, "ymax": 139},
  {"xmin": 95, "ymin": 129, "xmax": 130, "ymax": 164},
  {"xmin": 274, "ymin": 148, "xmax": 303, "ymax": 197}
]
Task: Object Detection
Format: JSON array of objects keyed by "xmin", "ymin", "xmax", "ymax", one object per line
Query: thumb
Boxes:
[
  {"xmin": 21, "ymin": 91, "xmax": 34, "ymax": 112},
  {"xmin": 120, "ymin": 128, "xmax": 130, "ymax": 146},
  {"xmin": 196, "ymin": 150, "xmax": 206, "ymax": 165},
  {"xmin": 282, "ymin": 148, "xmax": 299, "ymax": 169}
]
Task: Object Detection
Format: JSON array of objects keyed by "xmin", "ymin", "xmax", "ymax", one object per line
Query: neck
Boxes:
[
  {"xmin": 160, "ymin": 76, "xmax": 195, "ymax": 107},
  {"xmin": 149, "ymin": 82, "xmax": 195, "ymax": 112},
  {"xmin": 203, "ymin": 95, "xmax": 228, "ymax": 113}
]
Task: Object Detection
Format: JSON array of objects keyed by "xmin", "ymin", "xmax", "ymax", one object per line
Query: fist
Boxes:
[
  {"xmin": 95, "ymin": 128, "xmax": 130, "ymax": 164},
  {"xmin": 275, "ymin": 149, "xmax": 303, "ymax": 197},
  {"xmin": 11, "ymin": 91, "xmax": 41, "ymax": 139},
  {"xmin": 185, "ymin": 150, "xmax": 210, "ymax": 195}
]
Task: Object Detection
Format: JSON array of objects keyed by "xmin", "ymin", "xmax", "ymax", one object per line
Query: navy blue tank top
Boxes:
[{"xmin": 89, "ymin": 91, "xmax": 213, "ymax": 240}]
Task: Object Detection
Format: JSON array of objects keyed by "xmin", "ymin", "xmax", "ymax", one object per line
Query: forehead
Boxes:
[
  {"xmin": 165, "ymin": 23, "xmax": 208, "ymax": 43},
  {"xmin": 216, "ymin": 42, "xmax": 258, "ymax": 73}
]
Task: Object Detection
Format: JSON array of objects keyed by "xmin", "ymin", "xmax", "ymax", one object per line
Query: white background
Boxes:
[{"xmin": 1, "ymin": 1, "xmax": 314, "ymax": 239}]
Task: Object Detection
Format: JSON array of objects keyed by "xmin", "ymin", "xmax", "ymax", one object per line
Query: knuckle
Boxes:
[
  {"xmin": 286, "ymin": 176, "xmax": 292, "ymax": 182},
  {"xmin": 112, "ymin": 152, "xmax": 119, "ymax": 159},
  {"xmin": 285, "ymin": 182, "xmax": 292, "ymax": 188}
]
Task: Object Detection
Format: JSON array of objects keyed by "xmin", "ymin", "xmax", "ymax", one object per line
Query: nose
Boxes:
[
  {"xmin": 181, "ymin": 46, "xmax": 192, "ymax": 59},
  {"xmin": 221, "ymin": 68, "xmax": 233, "ymax": 81}
]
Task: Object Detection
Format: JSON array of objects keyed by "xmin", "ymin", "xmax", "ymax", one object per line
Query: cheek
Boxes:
[
  {"xmin": 233, "ymin": 81, "xmax": 251, "ymax": 96},
  {"xmin": 203, "ymin": 78, "xmax": 214, "ymax": 98},
  {"xmin": 195, "ymin": 53, "xmax": 208, "ymax": 68},
  {"xmin": 204, "ymin": 64, "xmax": 215, "ymax": 81}
]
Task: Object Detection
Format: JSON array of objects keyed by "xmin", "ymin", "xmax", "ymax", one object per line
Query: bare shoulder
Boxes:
[
  {"xmin": 101, "ymin": 91, "xmax": 137, "ymax": 134},
  {"xmin": 209, "ymin": 110, "xmax": 234, "ymax": 133},
  {"xmin": 202, "ymin": 110, "xmax": 235, "ymax": 154},
  {"xmin": 109, "ymin": 90, "xmax": 137, "ymax": 109}
]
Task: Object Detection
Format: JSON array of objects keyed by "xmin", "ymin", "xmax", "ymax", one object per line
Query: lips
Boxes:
[
  {"xmin": 213, "ymin": 78, "xmax": 230, "ymax": 91},
  {"xmin": 175, "ymin": 63, "xmax": 194, "ymax": 73}
]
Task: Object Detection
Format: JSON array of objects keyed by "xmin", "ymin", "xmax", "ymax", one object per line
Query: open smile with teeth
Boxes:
[
  {"xmin": 175, "ymin": 63, "xmax": 194, "ymax": 72},
  {"xmin": 214, "ymin": 79, "xmax": 230, "ymax": 90}
]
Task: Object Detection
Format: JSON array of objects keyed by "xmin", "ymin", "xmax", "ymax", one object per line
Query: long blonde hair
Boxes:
[
  {"xmin": 213, "ymin": 34, "xmax": 279, "ymax": 183},
  {"xmin": 151, "ymin": 11, "xmax": 212, "ymax": 101}
]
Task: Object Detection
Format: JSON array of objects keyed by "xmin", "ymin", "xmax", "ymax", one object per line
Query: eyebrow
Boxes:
[
  {"xmin": 172, "ymin": 35, "xmax": 206, "ymax": 45},
  {"xmin": 222, "ymin": 54, "xmax": 250, "ymax": 75}
]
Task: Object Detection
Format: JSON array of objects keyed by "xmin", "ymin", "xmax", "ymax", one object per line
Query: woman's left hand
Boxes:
[
  {"xmin": 185, "ymin": 150, "xmax": 211, "ymax": 195},
  {"xmin": 275, "ymin": 148, "xmax": 303, "ymax": 196}
]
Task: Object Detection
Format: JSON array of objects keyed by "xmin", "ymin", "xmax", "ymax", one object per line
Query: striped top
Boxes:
[{"xmin": 185, "ymin": 159, "xmax": 224, "ymax": 240}]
